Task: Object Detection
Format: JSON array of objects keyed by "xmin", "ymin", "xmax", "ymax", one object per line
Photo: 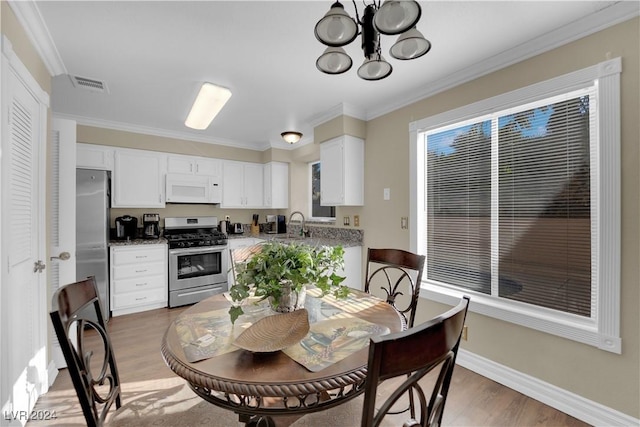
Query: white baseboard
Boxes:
[
  {"xmin": 456, "ymin": 349, "xmax": 639, "ymax": 427},
  {"xmin": 46, "ymin": 361, "xmax": 58, "ymax": 389}
]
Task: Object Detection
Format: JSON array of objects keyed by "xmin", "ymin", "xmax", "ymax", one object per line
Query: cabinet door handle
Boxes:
[
  {"xmin": 135, "ymin": 255, "xmax": 147, "ymax": 259},
  {"xmin": 135, "ymin": 269, "xmax": 147, "ymax": 273},
  {"xmin": 135, "ymin": 297, "xmax": 148, "ymax": 301},
  {"xmin": 135, "ymin": 282, "xmax": 148, "ymax": 287}
]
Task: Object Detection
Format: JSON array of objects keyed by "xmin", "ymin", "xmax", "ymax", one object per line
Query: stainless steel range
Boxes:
[{"xmin": 165, "ymin": 217, "xmax": 228, "ymax": 308}]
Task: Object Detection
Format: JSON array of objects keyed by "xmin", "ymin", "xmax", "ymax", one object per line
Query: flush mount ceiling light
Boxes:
[
  {"xmin": 185, "ymin": 82, "xmax": 232, "ymax": 130},
  {"xmin": 314, "ymin": 0, "xmax": 431, "ymax": 81},
  {"xmin": 281, "ymin": 131, "xmax": 303, "ymax": 144}
]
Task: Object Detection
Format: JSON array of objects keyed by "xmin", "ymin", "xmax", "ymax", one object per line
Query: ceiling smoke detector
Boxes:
[{"xmin": 70, "ymin": 75, "xmax": 109, "ymax": 94}]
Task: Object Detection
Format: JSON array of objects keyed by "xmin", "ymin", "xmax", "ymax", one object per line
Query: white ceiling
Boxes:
[{"xmin": 13, "ymin": 1, "xmax": 637, "ymax": 151}]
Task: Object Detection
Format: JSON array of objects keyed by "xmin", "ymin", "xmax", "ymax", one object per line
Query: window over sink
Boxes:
[{"xmin": 310, "ymin": 161, "xmax": 335, "ymax": 220}]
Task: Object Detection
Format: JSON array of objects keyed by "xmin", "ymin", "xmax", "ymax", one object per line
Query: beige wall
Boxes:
[{"xmin": 360, "ymin": 18, "xmax": 639, "ymax": 418}]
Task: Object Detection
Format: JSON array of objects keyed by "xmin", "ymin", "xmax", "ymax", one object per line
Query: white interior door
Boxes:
[
  {"xmin": 1, "ymin": 37, "xmax": 49, "ymax": 424},
  {"xmin": 48, "ymin": 118, "xmax": 77, "ymax": 369}
]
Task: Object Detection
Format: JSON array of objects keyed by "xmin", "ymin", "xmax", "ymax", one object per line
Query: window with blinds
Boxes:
[
  {"xmin": 424, "ymin": 87, "xmax": 595, "ymax": 317},
  {"xmin": 413, "ymin": 58, "xmax": 621, "ymax": 352}
]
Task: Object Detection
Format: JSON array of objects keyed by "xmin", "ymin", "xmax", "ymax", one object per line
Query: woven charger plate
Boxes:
[{"xmin": 234, "ymin": 309, "xmax": 310, "ymax": 352}]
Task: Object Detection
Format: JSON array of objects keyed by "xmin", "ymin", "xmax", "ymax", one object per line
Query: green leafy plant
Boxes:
[{"xmin": 229, "ymin": 241, "xmax": 349, "ymax": 323}]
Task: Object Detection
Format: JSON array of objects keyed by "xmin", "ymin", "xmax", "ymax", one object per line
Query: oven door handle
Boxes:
[{"xmin": 169, "ymin": 246, "xmax": 227, "ymax": 256}]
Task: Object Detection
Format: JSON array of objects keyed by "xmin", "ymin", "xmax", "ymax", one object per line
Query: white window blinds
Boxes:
[{"xmin": 425, "ymin": 87, "xmax": 595, "ymax": 317}]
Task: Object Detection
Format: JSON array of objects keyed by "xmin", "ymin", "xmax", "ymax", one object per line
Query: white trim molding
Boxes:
[
  {"xmin": 7, "ymin": 0, "xmax": 66, "ymax": 76},
  {"xmin": 457, "ymin": 350, "xmax": 640, "ymax": 427}
]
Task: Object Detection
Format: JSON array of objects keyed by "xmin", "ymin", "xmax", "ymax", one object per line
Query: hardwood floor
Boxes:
[{"xmin": 28, "ymin": 306, "xmax": 590, "ymax": 426}]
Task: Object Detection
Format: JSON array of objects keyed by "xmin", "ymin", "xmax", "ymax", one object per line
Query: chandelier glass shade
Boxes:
[
  {"xmin": 390, "ymin": 27, "xmax": 431, "ymax": 60},
  {"xmin": 314, "ymin": 0, "xmax": 430, "ymax": 80},
  {"xmin": 316, "ymin": 47, "xmax": 353, "ymax": 74}
]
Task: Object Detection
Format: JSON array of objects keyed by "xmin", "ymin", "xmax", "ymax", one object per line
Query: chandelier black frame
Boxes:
[{"xmin": 314, "ymin": 0, "xmax": 431, "ymax": 81}]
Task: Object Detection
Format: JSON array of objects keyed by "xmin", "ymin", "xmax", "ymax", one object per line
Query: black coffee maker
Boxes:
[
  {"xmin": 143, "ymin": 213, "xmax": 160, "ymax": 239},
  {"xmin": 115, "ymin": 215, "xmax": 138, "ymax": 240}
]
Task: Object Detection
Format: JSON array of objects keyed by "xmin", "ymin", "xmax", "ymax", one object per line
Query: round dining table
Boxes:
[{"xmin": 161, "ymin": 288, "xmax": 403, "ymax": 426}]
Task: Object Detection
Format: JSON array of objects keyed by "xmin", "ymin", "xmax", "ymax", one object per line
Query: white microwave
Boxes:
[{"xmin": 166, "ymin": 174, "xmax": 221, "ymax": 204}]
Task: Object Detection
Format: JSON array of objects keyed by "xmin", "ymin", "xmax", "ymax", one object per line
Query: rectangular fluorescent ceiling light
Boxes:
[{"xmin": 185, "ymin": 82, "xmax": 232, "ymax": 130}]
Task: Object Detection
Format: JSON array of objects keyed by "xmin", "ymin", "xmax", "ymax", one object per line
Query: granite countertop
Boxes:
[
  {"xmin": 109, "ymin": 237, "xmax": 168, "ymax": 246},
  {"xmin": 228, "ymin": 224, "xmax": 363, "ymax": 248}
]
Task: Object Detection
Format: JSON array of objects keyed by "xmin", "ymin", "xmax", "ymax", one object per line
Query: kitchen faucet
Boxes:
[{"xmin": 288, "ymin": 211, "xmax": 309, "ymax": 238}]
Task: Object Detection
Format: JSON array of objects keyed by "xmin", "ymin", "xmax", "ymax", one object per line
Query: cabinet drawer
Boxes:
[
  {"xmin": 113, "ymin": 262, "xmax": 166, "ymax": 280},
  {"xmin": 113, "ymin": 275, "xmax": 165, "ymax": 294},
  {"xmin": 113, "ymin": 288, "xmax": 166, "ymax": 309},
  {"xmin": 112, "ymin": 247, "xmax": 165, "ymax": 265}
]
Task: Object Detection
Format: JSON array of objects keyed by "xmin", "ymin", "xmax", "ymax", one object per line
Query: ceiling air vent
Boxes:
[{"xmin": 70, "ymin": 75, "xmax": 109, "ymax": 94}]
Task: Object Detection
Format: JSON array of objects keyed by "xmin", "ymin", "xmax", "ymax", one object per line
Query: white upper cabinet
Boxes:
[
  {"xmin": 112, "ymin": 148, "xmax": 166, "ymax": 208},
  {"xmin": 320, "ymin": 135, "xmax": 364, "ymax": 206},
  {"xmin": 76, "ymin": 143, "xmax": 114, "ymax": 171},
  {"xmin": 222, "ymin": 160, "xmax": 264, "ymax": 208},
  {"xmin": 167, "ymin": 154, "xmax": 221, "ymax": 177},
  {"xmin": 263, "ymin": 161, "xmax": 289, "ymax": 209}
]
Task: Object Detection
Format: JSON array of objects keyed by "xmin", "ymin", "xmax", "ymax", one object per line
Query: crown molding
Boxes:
[
  {"xmin": 7, "ymin": 0, "xmax": 66, "ymax": 76},
  {"xmin": 54, "ymin": 112, "xmax": 270, "ymax": 151},
  {"xmin": 308, "ymin": 102, "xmax": 367, "ymax": 129},
  {"xmin": 366, "ymin": 1, "xmax": 639, "ymax": 121}
]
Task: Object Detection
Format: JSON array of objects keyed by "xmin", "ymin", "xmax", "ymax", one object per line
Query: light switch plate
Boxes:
[{"xmin": 383, "ymin": 188, "xmax": 390, "ymax": 200}]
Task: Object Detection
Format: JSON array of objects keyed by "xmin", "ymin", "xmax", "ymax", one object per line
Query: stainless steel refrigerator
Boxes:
[{"xmin": 76, "ymin": 169, "xmax": 110, "ymax": 322}]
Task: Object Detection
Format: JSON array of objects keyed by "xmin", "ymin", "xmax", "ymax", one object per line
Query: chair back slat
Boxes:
[
  {"xmin": 365, "ymin": 248, "xmax": 426, "ymax": 328},
  {"xmin": 50, "ymin": 276, "xmax": 121, "ymax": 427}
]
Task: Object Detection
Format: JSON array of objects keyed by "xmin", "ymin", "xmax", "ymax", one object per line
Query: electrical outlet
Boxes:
[
  {"xmin": 343, "ymin": 216, "xmax": 350, "ymax": 226},
  {"xmin": 401, "ymin": 217, "xmax": 408, "ymax": 229},
  {"xmin": 354, "ymin": 215, "xmax": 360, "ymax": 227},
  {"xmin": 462, "ymin": 325, "xmax": 468, "ymax": 341}
]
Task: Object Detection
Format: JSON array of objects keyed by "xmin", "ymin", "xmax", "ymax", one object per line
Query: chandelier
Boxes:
[{"xmin": 314, "ymin": 0, "xmax": 431, "ymax": 81}]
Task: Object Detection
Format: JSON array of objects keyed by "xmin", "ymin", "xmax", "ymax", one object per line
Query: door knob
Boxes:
[
  {"xmin": 50, "ymin": 252, "xmax": 71, "ymax": 261},
  {"xmin": 33, "ymin": 260, "xmax": 46, "ymax": 273}
]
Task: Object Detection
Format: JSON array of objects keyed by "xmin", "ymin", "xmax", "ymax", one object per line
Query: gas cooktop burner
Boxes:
[
  {"xmin": 164, "ymin": 217, "xmax": 228, "ymax": 249},
  {"xmin": 165, "ymin": 230, "xmax": 227, "ymax": 249}
]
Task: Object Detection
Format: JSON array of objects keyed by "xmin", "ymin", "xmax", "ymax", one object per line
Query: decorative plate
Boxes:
[{"xmin": 233, "ymin": 309, "xmax": 310, "ymax": 352}]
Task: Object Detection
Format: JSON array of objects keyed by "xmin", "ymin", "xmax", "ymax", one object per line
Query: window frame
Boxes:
[
  {"xmin": 409, "ymin": 58, "xmax": 621, "ymax": 353},
  {"xmin": 308, "ymin": 160, "xmax": 336, "ymax": 222}
]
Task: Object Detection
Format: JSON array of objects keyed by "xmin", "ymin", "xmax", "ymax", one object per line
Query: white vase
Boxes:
[{"xmin": 270, "ymin": 282, "xmax": 307, "ymax": 313}]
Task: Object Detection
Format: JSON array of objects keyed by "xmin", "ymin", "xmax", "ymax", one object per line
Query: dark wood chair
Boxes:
[
  {"xmin": 365, "ymin": 248, "xmax": 426, "ymax": 330},
  {"xmin": 364, "ymin": 248, "xmax": 426, "ymax": 417},
  {"xmin": 229, "ymin": 243, "xmax": 265, "ymax": 286},
  {"xmin": 50, "ymin": 276, "xmax": 121, "ymax": 427},
  {"xmin": 361, "ymin": 296, "xmax": 470, "ymax": 427}
]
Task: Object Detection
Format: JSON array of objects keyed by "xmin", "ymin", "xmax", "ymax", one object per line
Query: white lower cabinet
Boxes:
[
  {"xmin": 341, "ymin": 246, "xmax": 362, "ymax": 290},
  {"xmin": 110, "ymin": 244, "xmax": 167, "ymax": 316}
]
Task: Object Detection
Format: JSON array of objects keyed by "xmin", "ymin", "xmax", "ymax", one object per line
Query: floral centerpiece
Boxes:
[{"xmin": 229, "ymin": 241, "xmax": 349, "ymax": 323}]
